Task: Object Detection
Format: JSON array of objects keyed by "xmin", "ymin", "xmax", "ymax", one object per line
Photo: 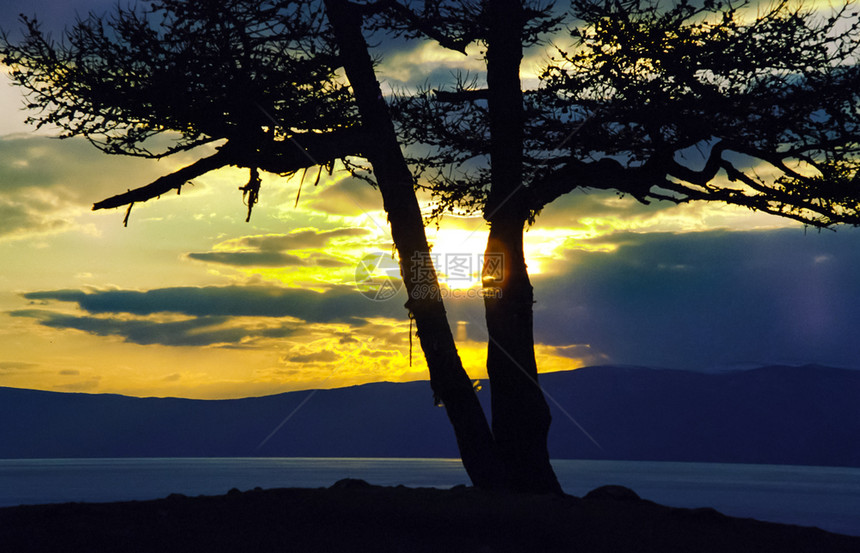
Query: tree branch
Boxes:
[
  {"xmin": 252, "ymin": 127, "xmax": 367, "ymax": 175},
  {"xmin": 93, "ymin": 128, "xmax": 368, "ymax": 211},
  {"xmin": 360, "ymin": 0, "xmax": 482, "ymax": 54},
  {"xmin": 656, "ymin": 177, "xmax": 841, "ymax": 228},
  {"xmin": 92, "ymin": 149, "xmax": 232, "ymax": 211},
  {"xmin": 531, "ymin": 157, "xmax": 660, "ymax": 210},
  {"xmin": 532, "ymin": 145, "xmax": 860, "ymax": 228},
  {"xmin": 435, "ymin": 89, "xmax": 489, "ymax": 103},
  {"xmin": 665, "ymin": 141, "xmax": 727, "ymax": 186}
]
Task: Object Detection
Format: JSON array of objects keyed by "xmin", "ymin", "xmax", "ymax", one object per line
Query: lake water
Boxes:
[{"xmin": 1, "ymin": 458, "xmax": 858, "ymax": 536}]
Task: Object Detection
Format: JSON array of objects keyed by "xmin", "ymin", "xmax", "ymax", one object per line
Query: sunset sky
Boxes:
[{"xmin": 1, "ymin": 0, "xmax": 859, "ymax": 400}]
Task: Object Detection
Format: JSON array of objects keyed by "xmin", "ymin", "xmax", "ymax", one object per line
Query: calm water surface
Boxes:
[{"xmin": 1, "ymin": 458, "xmax": 858, "ymax": 536}]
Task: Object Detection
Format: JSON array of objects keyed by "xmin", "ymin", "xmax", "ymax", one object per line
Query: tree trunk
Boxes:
[
  {"xmin": 483, "ymin": 220, "xmax": 560, "ymax": 493},
  {"xmin": 323, "ymin": 0, "xmax": 507, "ymax": 490},
  {"xmin": 483, "ymin": 0, "xmax": 562, "ymax": 493}
]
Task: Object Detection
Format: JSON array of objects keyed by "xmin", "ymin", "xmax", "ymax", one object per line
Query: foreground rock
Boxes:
[{"xmin": 0, "ymin": 481, "xmax": 857, "ymax": 552}]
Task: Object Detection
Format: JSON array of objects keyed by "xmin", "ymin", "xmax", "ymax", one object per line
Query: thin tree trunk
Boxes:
[
  {"xmin": 324, "ymin": 0, "xmax": 507, "ymax": 490},
  {"xmin": 483, "ymin": 0, "xmax": 561, "ymax": 493}
]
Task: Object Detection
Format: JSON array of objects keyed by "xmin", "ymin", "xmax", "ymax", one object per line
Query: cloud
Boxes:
[
  {"xmin": 0, "ymin": 198, "xmax": 68, "ymax": 237},
  {"xmin": 53, "ymin": 377, "xmax": 102, "ymax": 392},
  {"xmin": 22, "ymin": 289, "xmax": 87, "ymax": 304},
  {"xmin": 0, "ymin": 134, "xmax": 200, "ymax": 239},
  {"xmin": 532, "ymin": 188, "xmax": 796, "ymax": 240},
  {"xmin": 0, "ymin": 361, "xmax": 39, "ymax": 372},
  {"xmin": 12, "ymin": 283, "xmax": 411, "ymax": 347},
  {"xmin": 376, "ymin": 40, "xmax": 487, "ymax": 91},
  {"xmin": 187, "ymin": 251, "xmax": 304, "ymax": 267},
  {"xmin": 187, "ymin": 228, "xmax": 371, "ymax": 268},
  {"xmin": 306, "ymin": 175, "xmax": 383, "ymax": 217},
  {"xmin": 313, "ymin": 256, "xmax": 349, "ymax": 268},
  {"xmin": 58, "ymin": 369, "xmax": 80, "ymax": 376},
  {"xmin": 10, "ymin": 309, "xmax": 301, "ymax": 347},
  {"xmin": 284, "ymin": 351, "xmax": 340, "ymax": 364},
  {"xmin": 227, "ymin": 228, "xmax": 371, "ymax": 251},
  {"xmin": 16, "ymin": 225, "xmax": 859, "ymax": 371},
  {"xmin": 0, "ymin": 135, "xmax": 155, "ymax": 200},
  {"xmin": 21, "ymin": 284, "xmax": 402, "ymax": 322},
  {"xmin": 531, "ymin": 228, "xmax": 860, "ymax": 370}
]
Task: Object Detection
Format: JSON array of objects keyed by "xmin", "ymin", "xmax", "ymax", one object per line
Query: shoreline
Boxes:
[{"xmin": 1, "ymin": 480, "xmax": 859, "ymax": 552}]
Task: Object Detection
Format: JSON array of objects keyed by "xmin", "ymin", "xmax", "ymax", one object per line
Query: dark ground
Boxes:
[{"xmin": 1, "ymin": 480, "xmax": 857, "ymax": 552}]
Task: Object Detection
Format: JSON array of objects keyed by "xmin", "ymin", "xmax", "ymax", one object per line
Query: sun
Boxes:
[
  {"xmin": 427, "ymin": 224, "xmax": 558, "ymax": 289},
  {"xmin": 427, "ymin": 227, "xmax": 488, "ymax": 291}
]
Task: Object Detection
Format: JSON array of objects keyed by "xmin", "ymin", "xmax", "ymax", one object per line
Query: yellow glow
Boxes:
[
  {"xmin": 427, "ymin": 226, "xmax": 488, "ymax": 290},
  {"xmin": 436, "ymin": 337, "xmax": 592, "ymax": 382},
  {"xmin": 426, "ymin": 223, "xmax": 617, "ymax": 284},
  {"xmin": 524, "ymin": 227, "xmax": 608, "ymax": 276},
  {"xmin": 0, "ymin": 312, "xmax": 438, "ymax": 399}
]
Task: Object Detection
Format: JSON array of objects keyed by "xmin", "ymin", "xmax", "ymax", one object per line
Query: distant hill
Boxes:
[
  {"xmin": 1, "ymin": 365, "xmax": 859, "ymax": 467},
  {"xmin": 540, "ymin": 364, "xmax": 860, "ymax": 466}
]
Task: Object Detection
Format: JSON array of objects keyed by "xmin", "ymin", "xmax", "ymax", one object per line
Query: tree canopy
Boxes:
[
  {"xmin": 6, "ymin": 0, "xmax": 858, "ymax": 228},
  {"xmin": 395, "ymin": 0, "xmax": 860, "ymax": 227},
  {"xmin": 4, "ymin": 0, "xmax": 354, "ymax": 154},
  {"xmin": 2, "ymin": 0, "xmax": 367, "ymax": 221}
]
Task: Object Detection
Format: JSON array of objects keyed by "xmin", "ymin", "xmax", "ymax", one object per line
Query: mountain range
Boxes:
[{"xmin": 2, "ymin": 364, "xmax": 858, "ymax": 467}]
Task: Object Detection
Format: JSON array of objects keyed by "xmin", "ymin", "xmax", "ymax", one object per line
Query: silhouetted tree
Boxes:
[
  {"xmin": 389, "ymin": 0, "xmax": 860, "ymax": 492},
  {"xmin": 356, "ymin": 0, "xmax": 566, "ymax": 493}
]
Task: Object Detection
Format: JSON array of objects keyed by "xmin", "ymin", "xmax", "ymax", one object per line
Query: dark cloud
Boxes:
[
  {"xmin": 313, "ymin": 256, "xmax": 349, "ymax": 268},
  {"xmin": 234, "ymin": 228, "xmax": 371, "ymax": 251},
  {"xmin": 21, "ymin": 285, "xmax": 403, "ymax": 323},
  {"xmin": 186, "ymin": 250, "xmax": 350, "ymax": 268},
  {"xmin": 531, "ymin": 228, "xmax": 860, "ymax": 370},
  {"xmin": 23, "ymin": 289, "xmax": 87, "ymax": 304},
  {"xmin": 285, "ymin": 351, "xmax": 339, "ymax": 364},
  {"xmin": 257, "ymin": 326, "xmax": 303, "ymax": 339},
  {"xmin": 13, "ymin": 284, "xmax": 409, "ymax": 346},
  {"xmin": 10, "ymin": 309, "xmax": 299, "ymax": 347},
  {"xmin": 58, "ymin": 369, "xmax": 80, "ymax": 376},
  {"xmin": 186, "ymin": 251, "xmax": 304, "ymax": 267}
]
